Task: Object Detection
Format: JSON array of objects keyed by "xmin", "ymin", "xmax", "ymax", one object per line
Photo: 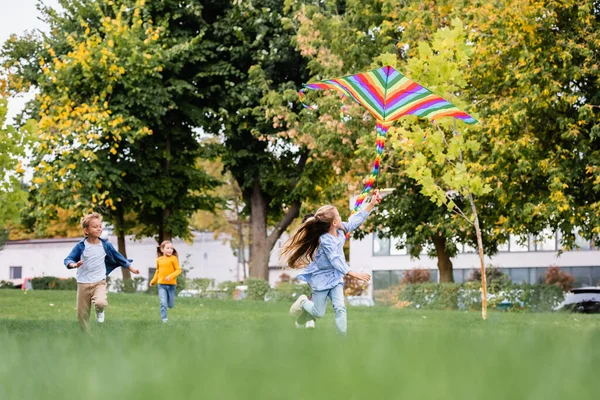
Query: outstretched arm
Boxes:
[{"xmin": 343, "ymin": 189, "xmax": 382, "ymax": 232}]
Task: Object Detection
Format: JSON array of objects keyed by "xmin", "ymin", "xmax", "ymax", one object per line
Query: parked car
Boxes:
[{"xmin": 555, "ymin": 287, "xmax": 600, "ymax": 313}]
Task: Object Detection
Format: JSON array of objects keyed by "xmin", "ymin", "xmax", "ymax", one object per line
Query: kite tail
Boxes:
[
  {"xmin": 346, "ymin": 121, "xmax": 390, "ymax": 239},
  {"xmin": 351, "ymin": 121, "xmax": 390, "ymax": 213}
]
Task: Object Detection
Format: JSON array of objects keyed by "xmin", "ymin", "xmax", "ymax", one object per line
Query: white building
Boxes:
[
  {"xmin": 4, "ymin": 226, "xmax": 599, "ymax": 298},
  {"xmin": 0, "ymin": 231, "xmax": 296, "ymax": 289},
  {"xmin": 349, "ymin": 230, "xmax": 600, "ymax": 296}
]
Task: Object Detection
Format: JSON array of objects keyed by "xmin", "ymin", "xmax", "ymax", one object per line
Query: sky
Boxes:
[{"xmin": 0, "ymin": 0, "xmax": 60, "ymax": 124}]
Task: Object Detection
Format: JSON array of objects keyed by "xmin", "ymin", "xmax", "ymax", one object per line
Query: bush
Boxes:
[
  {"xmin": 399, "ymin": 283, "xmax": 461, "ymax": 310},
  {"xmin": 31, "ymin": 277, "xmax": 77, "ymax": 290},
  {"xmin": 373, "ymin": 286, "xmax": 403, "ymax": 306},
  {"xmin": 401, "ymin": 268, "xmax": 431, "ymax": 284},
  {"xmin": 265, "ymin": 282, "xmax": 312, "ymax": 302},
  {"xmin": 468, "ymin": 266, "xmax": 511, "ymax": 293},
  {"xmin": 246, "ymin": 278, "xmax": 271, "ymax": 301},
  {"xmin": 394, "ymin": 281, "xmax": 564, "ymax": 312},
  {"xmin": 185, "ymin": 278, "xmax": 214, "ymax": 295},
  {"xmin": 545, "ymin": 266, "xmax": 575, "ymax": 292},
  {"xmin": 0, "ymin": 280, "xmax": 14, "ymax": 289},
  {"xmin": 217, "ymin": 280, "xmax": 239, "ymax": 297}
]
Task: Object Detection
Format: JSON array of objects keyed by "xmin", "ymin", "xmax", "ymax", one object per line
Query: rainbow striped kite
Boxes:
[{"xmin": 299, "ymin": 65, "xmax": 477, "ymax": 213}]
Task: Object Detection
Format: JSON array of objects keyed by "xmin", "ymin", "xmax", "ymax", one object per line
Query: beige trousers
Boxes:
[{"xmin": 76, "ymin": 279, "xmax": 107, "ymax": 332}]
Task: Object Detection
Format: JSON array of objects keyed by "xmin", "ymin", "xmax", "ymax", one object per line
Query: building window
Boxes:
[
  {"xmin": 9, "ymin": 266, "xmax": 22, "ymax": 279},
  {"xmin": 534, "ymin": 229, "xmax": 556, "ymax": 251},
  {"xmin": 453, "ymin": 269, "xmax": 466, "ymax": 283},
  {"xmin": 389, "ymin": 236, "xmax": 408, "ymax": 256},
  {"xmin": 509, "ymin": 235, "xmax": 529, "ymax": 252},
  {"xmin": 373, "ymin": 233, "xmax": 391, "ymax": 256},
  {"xmin": 508, "ymin": 268, "xmax": 529, "ymax": 283},
  {"xmin": 574, "ymin": 231, "xmax": 591, "ymax": 250},
  {"xmin": 497, "ymin": 241, "xmax": 509, "ymax": 252}
]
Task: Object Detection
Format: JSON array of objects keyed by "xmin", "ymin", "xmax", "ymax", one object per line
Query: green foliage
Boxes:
[
  {"xmin": 0, "ymin": 98, "xmax": 32, "ymax": 229},
  {"xmin": 0, "ymin": 280, "xmax": 15, "ymax": 289},
  {"xmin": 399, "ymin": 283, "xmax": 461, "ymax": 310},
  {"xmin": 468, "ymin": 266, "xmax": 511, "ymax": 294},
  {"xmin": 187, "ymin": 278, "xmax": 216, "ymax": 296},
  {"xmin": 2, "ymin": 0, "xmax": 220, "ymax": 241},
  {"xmin": 217, "ymin": 280, "xmax": 240, "ymax": 298},
  {"xmin": 246, "ymin": 278, "xmax": 271, "ymax": 301},
  {"xmin": 30, "ymin": 277, "xmax": 77, "ymax": 290},
  {"xmin": 395, "ymin": 282, "xmax": 564, "ymax": 312},
  {"xmin": 265, "ymin": 282, "xmax": 312, "ymax": 302}
]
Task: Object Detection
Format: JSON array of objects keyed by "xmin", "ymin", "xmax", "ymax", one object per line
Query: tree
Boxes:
[
  {"xmin": 0, "ymin": 95, "xmax": 32, "ymax": 232},
  {"xmin": 1, "ymin": 0, "xmax": 221, "ymax": 248},
  {"xmin": 463, "ymin": 0, "xmax": 600, "ymax": 248},
  {"xmin": 199, "ymin": 0, "xmax": 356, "ymax": 280}
]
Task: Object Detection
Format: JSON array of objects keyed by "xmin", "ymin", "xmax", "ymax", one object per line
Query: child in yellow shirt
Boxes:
[{"xmin": 149, "ymin": 241, "xmax": 181, "ymax": 323}]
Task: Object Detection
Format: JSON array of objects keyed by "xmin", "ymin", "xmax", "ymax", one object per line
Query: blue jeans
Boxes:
[
  {"xmin": 301, "ymin": 283, "xmax": 347, "ymax": 335},
  {"xmin": 158, "ymin": 284, "xmax": 176, "ymax": 320}
]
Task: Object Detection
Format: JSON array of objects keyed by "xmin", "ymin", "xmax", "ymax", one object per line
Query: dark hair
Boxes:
[{"xmin": 301, "ymin": 213, "xmax": 314, "ymax": 223}]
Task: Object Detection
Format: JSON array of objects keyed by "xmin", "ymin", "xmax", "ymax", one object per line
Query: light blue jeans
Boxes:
[
  {"xmin": 158, "ymin": 284, "xmax": 176, "ymax": 320},
  {"xmin": 301, "ymin": 283, "xmax": 347, "ymax": 335}
]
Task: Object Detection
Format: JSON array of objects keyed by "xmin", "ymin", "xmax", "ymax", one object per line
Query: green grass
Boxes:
[{"xmin": 1, "ymin": 290, "xmax": 599, "ymax": 400}]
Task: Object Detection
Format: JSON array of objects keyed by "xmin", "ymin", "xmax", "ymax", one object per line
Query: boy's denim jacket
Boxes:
[{"xmin": 64, "ymin": 237, "xmax": 133, "ymax": 276}]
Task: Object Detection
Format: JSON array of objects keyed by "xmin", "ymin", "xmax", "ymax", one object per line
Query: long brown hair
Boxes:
[{"xmin": 280, "ymin": 205, "xmax": 343, "ymax": 269}]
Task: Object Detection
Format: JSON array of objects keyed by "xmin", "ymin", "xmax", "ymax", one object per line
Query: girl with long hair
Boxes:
[{"xmin": 281, "ymin": 190, "xmax": 381, "ymax": 335}]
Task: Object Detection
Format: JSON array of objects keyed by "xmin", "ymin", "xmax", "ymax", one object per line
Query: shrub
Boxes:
[
  {"xmin": 468, "ymin": 266, "xmax": 511, "ymax": 293},
  {"xmin": 246, "ymin": 278, "xmax": 271, "ymax": 301},
  {"xmin": 0, "ymin": 280, "xmax": 14, "ymax": 289},
  {"xmin": 218, "ymin": 280, "xmax": 239, "ymax": 297},
  {"xmin": 265, "ymin": 282, "xmax": 312, "ymax": 302},
  {"xmin": 398, "ymin": 283, "xmax": 461, "ymax": 310},
  {"xmin": 545, "ymin": 266, "xmax": 575, "ymax": 292},
  {"xmin": 31, "ymin": 277, "xmax": 77, "ymax": 290},
  {"xmin": 401, "ymin": 268, "xmax": 431, "ymax": 284},
  {"xmin": 396, "ymin": 281, "xmax": 564, "ymax": 312},
  {"xmin": 373, "ymin": 286, "xmax": 403, "ymax": 306},
  {"xmin": 188, "ymin": 278, "xmax": 215, "ymax": 296}
]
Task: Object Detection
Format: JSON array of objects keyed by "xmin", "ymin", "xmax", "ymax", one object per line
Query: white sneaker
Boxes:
[
  {"xmin": 295, "ymin": 321, "xmax": 303, "ymax": 329},
  {"xmin": 305, "ymin": 320, "xmax": 315, "ymax": 329},
  {"xmin": 289, "ymin": 294, "xmax": 308, "ymax": 318},
  {"xmin": 162, "ymin": 318, "xmax": 168, "ymax": 324},
  {"xmin": 96, "ymin": 310, "xmax": 105, "ymax": 323}
]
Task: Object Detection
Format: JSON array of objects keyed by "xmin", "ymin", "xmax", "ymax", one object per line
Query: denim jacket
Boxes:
[
  {"xmin": 297, "ymin": 209, "xmax": 369, "ymax": 291},
  {"xmin": 64, "ymin": 237, "xmax": 133, "ymax": 276}
]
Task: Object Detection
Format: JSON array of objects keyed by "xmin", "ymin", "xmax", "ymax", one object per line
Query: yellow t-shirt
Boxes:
[{"xmin": 150, "ymin": 255, "xmax": 181, "ymax": 286}]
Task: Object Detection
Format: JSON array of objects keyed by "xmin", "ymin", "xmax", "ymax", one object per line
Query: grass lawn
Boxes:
[{"xmin": 1, "ymin": 289, "xmax": 599, "ymax": 400}]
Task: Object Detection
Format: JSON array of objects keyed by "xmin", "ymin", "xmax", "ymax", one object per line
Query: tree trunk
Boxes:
[
  {"xmin": 237, "ymin": 220, "xmax": 247, "ymax": 281},
  {"xmin": 248, "ymin": 180, "xmax": 301, "ymax": 281},
  {"xmin": 468, "ymin": 193, "xmax": 487, "ymax": 320},
  {"xmin": 159, "ymin": 133, "xmax": 172, "ymax": 243},
  {"xmin": 249, "ymin": 180, "xmax": 269, "ymax": 280},
  {"xmin": 114, "ymin": 206, "xmax": 134, "ymax": 293},
  {"xmin": 432, "ymin": 235, "xmax": 454, "ymax": 283}
]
